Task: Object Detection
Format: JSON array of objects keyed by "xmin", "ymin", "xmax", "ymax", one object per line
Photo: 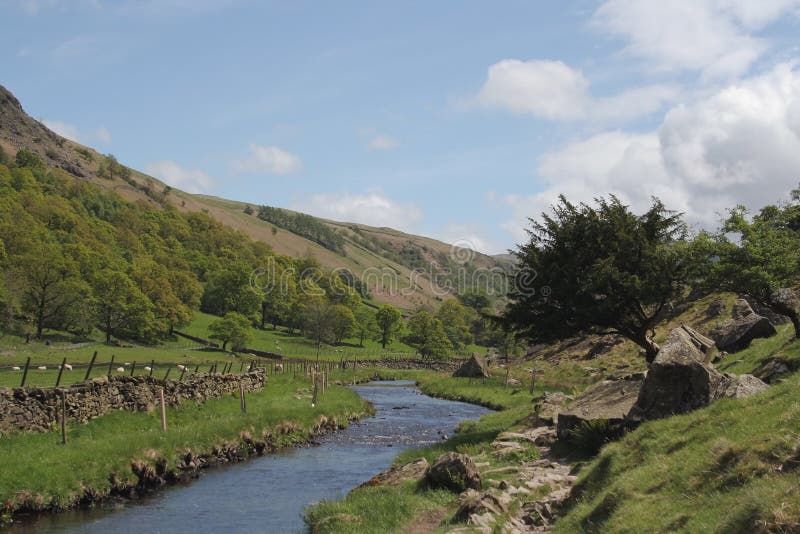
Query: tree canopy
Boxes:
[{"xmin": 504, "ymin": 195, "xmax": 693, "ymax": 363}]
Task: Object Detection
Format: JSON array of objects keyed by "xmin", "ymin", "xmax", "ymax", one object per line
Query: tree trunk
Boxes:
[
  {"xmin": 260, "ymin": 302, "xmax": 267, "ymax": 329},
  {"xmin": 222, "ymin": 340, "xmax": 228, "ymax": 351},
  {"xmin": 631, "ymin": 330, "xmax": 660, "ymax": 364},
  {"xmin": 105, "ymin": 312, "xmax": 112, "ymax": 344}
]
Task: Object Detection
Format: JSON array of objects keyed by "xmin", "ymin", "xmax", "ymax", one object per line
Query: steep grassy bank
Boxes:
[
  {"xmin": 0, "ymin": 374, "xmax": 373, "ymax": 520},
  {"xmin": 555, "ymin": 341, "xmax": 800, "ymax": 533}
]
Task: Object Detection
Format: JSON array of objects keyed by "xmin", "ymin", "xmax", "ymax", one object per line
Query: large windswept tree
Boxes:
[{"xmin": 504, "ymin": 195, "xmax": 694, "ymax": 363}]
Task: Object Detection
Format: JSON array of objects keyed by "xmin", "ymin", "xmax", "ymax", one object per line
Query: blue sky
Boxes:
[{"xmin": 3, "ymin": 0, "xmax": 800, "ymax": 254}]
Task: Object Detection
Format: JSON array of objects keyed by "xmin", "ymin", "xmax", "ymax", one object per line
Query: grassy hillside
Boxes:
[
  {"xmin": 0, "ymin": 85, "xmax": 508, "ymax": 311},
  {"xmin": 556, "ymin": 353, "xmax": 800, "ymax": 533}
]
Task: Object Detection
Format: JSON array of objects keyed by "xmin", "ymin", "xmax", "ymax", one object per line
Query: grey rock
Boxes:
[
  {"xmin": 556, "ymin": 378, "xmax": 642, "ymax": 439},
  {"xmin": 427, "ymin": 452, "xmax": 481, "ymax": 493},
  {"xmin": 709, "ymin": 309, "xmax": 776, "ymax": 353},
  {"xmin": 453, "ymin": 354, "xmax": 490, "ymax": 378}
]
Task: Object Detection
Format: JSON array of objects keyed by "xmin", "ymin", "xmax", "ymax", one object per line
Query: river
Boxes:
[{"xmin": 12, "ymin": 380, "xmax": 491, "ymax": 533}]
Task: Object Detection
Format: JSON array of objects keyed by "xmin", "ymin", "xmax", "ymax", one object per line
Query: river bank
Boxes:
[{"xmin": 0, "ymin": 373, "xmax": 374, "ymax": 525}]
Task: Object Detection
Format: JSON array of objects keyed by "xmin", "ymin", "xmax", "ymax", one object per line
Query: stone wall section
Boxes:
[{"xmin": 0, "ymin": 370, "xmax": 264, "ymax": 434}]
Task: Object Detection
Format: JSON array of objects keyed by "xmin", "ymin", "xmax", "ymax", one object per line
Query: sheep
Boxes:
[
  {"xmin": 274, "ymin": 363, "xmax": 284, "ymax": 373},
  {"xmin": 37, "ymin": 366, "xmax": 47, "ymax": 371},
  {"xmin": 11, "ymin": 366, "xmax": 21, "ymax": 371},
  {"xmin": 124, "ymin": 362, "xmax": 131, "ymax": 367},
  {"xmin": 144, "ymin": 366, "xmax": 152, "ymax": 372},
  {"xmin": 177, "ymin": 364, "xmax": 186, "ymax": 371},
  {"xmin": 62, "ymin": 363, "xmax": 73, "ymax": 371},
  {"xmin": 116, "ymin": 367, "xmax": 125, "ymax": 373}
]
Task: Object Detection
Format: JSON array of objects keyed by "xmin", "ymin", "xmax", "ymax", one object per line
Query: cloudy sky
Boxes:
[{"xmin": 2, "ymin": 1, "xmax": 800, "ymax": 254}]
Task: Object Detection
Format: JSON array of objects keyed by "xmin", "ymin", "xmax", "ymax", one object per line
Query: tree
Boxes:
[
  {"xmin": 15, "ymin": 148, "xmax": 44, "ymax": 170},
  {"xmin": 0, "ymin": 145, "xmax": 7, "ymax": 166},
  {"xmin": 92, "ymin": 268, "xmax": 154, "ymax": 343},
  {"xmin": 201, "ymin": 263, "xmax": 260, "ymax": 320},
  {"xmin": 354, "ymin": 307, "xmax": 375, "ymax": 347},
  {"xmin": 698, "ymin": 199, "xmax": 800, "ymax": 338},
  {"xmin": 374, "ymin": 304, "xmax": 402, "ymax": 349},
  {"xmin": 405, "ymin": 311, "xmax": 453, "ymax": 359},
  {"xmin": 437, "ymin": 298, "xmax": 475, "ymax": 350},
  {"xmin": 208, "ymin": 312, "xmax": 252, "ymax": 351},
  {"xmin": 302, "ymin": 297, "xmax": 336, "ymax": 360},
  {"xmin": 504, "ymin": 196, "xmax": 693, "ymax": 363},
  {"xmin": 458, "ymin": 287, "xmax": 491, "ymax": 311},
  {"xmin": 12, "ymin": 243, "xmax": 90, "ymax": 338},
  {"xmin": 329, "ymin": 304, "xmax": 356, "ymax": 344}
]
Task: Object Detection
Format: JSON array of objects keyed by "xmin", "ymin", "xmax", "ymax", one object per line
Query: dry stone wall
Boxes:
[{"xmin": 0, "ymin": 370, "xmax": 265, "ymax": 434}]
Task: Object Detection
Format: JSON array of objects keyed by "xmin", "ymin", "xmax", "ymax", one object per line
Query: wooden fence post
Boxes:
[
  {"xmin": 163, "ymin": 367, "xmax": 171, "ymax": 381},
  {"xmin": 312, "ymin": 376, "xmax": 319, "ymax": 407},
  {"xmin": 149, "ymin": 360, "xmax": 155, "ymax": 377},
  {"xmin": 107, "ymin": 354, "xmax": 115, "ymax": 376},
  {"xmin": 84, "ymin": 352, "xmax": 97, "ymax": 381},
  {"xmin": 20, "ymin": 357, "xmax": 31, "ymax": 387},
  {"xmin": 529, "ymin": 367, "xmax": 536, "ymax": 394},
  {"xmin": 159, "ymin": 389, "xmax": 167, "ymax": 432},
  {"xmin": 179, "ymin": 366, "xmax": 186, "ymax": 382},
  {"xmin": 505, "ymin": 366, "xmax": 510, "ymax": 388},
  {"xmin": 130, "ymin": 361, "xmax": 137, "ymax": 377},
  {"xmin": 240, "ymin": 383, "xmax": 247, "ymax": 414},
  {"xmin": 55, "ymin": 357, "xmax": 67, "ymax": 388}
]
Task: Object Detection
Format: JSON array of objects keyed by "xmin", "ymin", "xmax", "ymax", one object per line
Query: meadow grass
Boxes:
[{"xmin": 0, "ymin": 374, "xmax": 373, "ymax": 514}]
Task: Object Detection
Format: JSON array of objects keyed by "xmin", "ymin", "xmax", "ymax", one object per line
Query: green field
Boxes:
[{"xmin": 0, "ymin": 311, "xmax": 488, "ymax": 388}]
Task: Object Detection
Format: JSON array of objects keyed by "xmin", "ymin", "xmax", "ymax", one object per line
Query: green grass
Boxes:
[
  {"xmin": 555, "ymin": 365, "xmax": 800, "ymax": 533},
  {"xmin": 0, "ymin": 374, "xmax": 373, "ymax": 514},
  {"xmin": 717, "ymin": 323, "xmax": 800, "ymax": 375},
  {"xmin": 305, "ymin": 484, "xmax": 455, "ymax": 534}
]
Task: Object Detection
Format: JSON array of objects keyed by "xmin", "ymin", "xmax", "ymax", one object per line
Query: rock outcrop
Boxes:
[
  {"xmin": 426, "ymin": 452, "xmax": 481, "ymax": 492},
  {"xmin": 556, "ymin": 376, "xmax": 643, "ymax": 439},
  {"xmin": 709, "ymin": 299, "xmax": 777, "ymax": 352},
  {"xmin": 453, "ymin": 354, "xmax": 490, "ymax": 378},
  {"xmin": 356, "ymin": 458, "xmax": 429, "ymax": 489},
  {"xmin": 628, "ymin": 327, "xmax": 767, "ymax": 422}
]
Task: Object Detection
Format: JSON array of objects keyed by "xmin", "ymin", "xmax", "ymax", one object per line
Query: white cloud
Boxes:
[
  {"xmin": 476, "ymin": 59, "xmax": 678, "ymax": 122},
  {"xmin": 42, "ymin": 119, "xmax": 112, "ymax": 145},
  {"xmin": 291, "ymin": 190, "xmax": 423, "ymax": 232},
  {"xmin": 503, "ymin": 63, "xmax": 800, "ymax": 241},
  {"xmin": 232, "ymin": 144, "xmax": 302, "ymax": 174},
  {"xmin": 368, "ymin": 135, "xmax": 398, "ymax": 151},
  {"xmin": 437, "ymin": 223, "xmax": 503, "ymax": 255},
  {"xmin": 145, "ymin": 160, "xmax": 213, "ymax": 194},
  {"xmin": 592, "ymin": 0, "xmax": 800, "ymax": 78}
]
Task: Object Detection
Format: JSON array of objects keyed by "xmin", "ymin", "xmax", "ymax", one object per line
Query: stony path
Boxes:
[{"xmin": 445, "ymin": 426, "xmax": 576, "ymax": 533}]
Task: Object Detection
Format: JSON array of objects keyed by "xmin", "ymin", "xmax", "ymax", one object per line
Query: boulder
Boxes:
[
  {"xmin": 709, "ymin": 301, "xmax": 777, "ymax": 353},
  {"xmin": 356, "ymin": 458, "xmax": 429, "ymax": 489},
  {"xmin": 628, "ymin": 327, "xmax": 725, "ymax": 422},
  {"xmin": 680, "ymin": 324, "xmax": 717, "ymax": 360},
  {"xmin": 556, "ymin": 376, "xmax": 643, "ymax": 440},
  {"xmin": 629, "ymin": 327, "xmax": 769, "ymax": 423},
  {"xmin": 744, "ymin": 294, "xmax": 790, "ymax": 326},
  {"xmin": 705, "ymin": 298, "xmax": 728, "ymax": 319},
  {"xmin": 753, "ymin": 357, "xmax": 795, "ymax": 384},
  {"xmin": 453, "ymin": 354, "xmax": 491, "ymax": 379},
  {"xmin": 713, "ymin": 373, "xmax": 769, "ymax": 400},
  {"xmin": 426, "ymin": 452, "xmax": 481, "ymax": 492}
]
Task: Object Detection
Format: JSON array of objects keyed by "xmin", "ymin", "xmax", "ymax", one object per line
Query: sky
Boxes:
[{"xmin": 2, "ymin": 0, "xmax": 800, "ymax": 255}]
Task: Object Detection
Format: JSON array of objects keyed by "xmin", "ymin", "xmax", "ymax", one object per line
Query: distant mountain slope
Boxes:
[{"xmin": 0, "ymin": 85, "xmax": 509, "ymax": 310}]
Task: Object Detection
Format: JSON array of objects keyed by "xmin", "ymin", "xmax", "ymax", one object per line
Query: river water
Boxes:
[{"xmin": 13, "ymin": 380, "xmax": 490, "ymax": 533}]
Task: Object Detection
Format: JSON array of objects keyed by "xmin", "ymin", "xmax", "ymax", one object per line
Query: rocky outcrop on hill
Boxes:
[{"xmin": 709, "ymin": 299, "xmax": 777, "ymax": 352}]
